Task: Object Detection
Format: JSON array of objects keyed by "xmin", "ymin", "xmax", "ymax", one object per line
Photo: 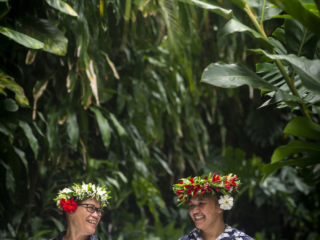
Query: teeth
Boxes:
[
  {"xmin": 195, "ymin": 216, "xmax": 204, "ymax": 220},
  {"xmin": 88, "ymin": 221, "xmax": 96, "ymax": 224}
]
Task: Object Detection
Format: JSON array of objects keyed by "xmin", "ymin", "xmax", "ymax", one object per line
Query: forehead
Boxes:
[{"xmin": 81, "ymin": 197, "xmax": 101, "ymax": 208}]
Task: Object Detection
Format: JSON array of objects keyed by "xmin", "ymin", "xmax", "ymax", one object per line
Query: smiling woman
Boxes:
[
  {"xmin": 49, "ymin": 183, "xmax": 111, "ymax": 240},
  {"xmin": 173, "ymin": 173, "xmax": 253, "ymax": 240}
]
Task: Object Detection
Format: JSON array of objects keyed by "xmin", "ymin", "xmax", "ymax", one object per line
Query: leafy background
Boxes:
[{"xmin": 0, "ymin": 0, "xmax": 319, "ymax": 239}]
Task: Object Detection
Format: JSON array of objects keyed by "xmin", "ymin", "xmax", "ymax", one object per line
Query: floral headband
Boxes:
[
  {"xmin": 172, "ymin": 172, "xmax": 241, "ymax": 210},
  {"xmin": 54, "ymin": 183, "xmax": 111, "ymax": 213}
]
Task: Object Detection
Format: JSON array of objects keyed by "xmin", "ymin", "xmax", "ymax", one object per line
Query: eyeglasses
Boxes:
[{"xmin": 77, "ymin": 204, "xmax": 104, "ymax": 217}]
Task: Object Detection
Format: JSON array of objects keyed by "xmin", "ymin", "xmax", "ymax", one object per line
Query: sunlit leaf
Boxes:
[
  {"xmin": 45, "ymin": 0, "xmax": 78, "ymax": 17},
  {"xmin": 16, "ymin": 16, "xmax": 68, "ymax": 56},
  {"xmin": 284, "ymin": 117, "xmax": 320, "ymax": 140},
  {"xmin": 0, "ymin": 26, "xmax": 44, "ymax": 49}
]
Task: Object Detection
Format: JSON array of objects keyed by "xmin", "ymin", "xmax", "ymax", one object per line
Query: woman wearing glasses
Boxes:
[{"xmin": 50, "ymin": 183, "xmax": 111, "ymax": 240}]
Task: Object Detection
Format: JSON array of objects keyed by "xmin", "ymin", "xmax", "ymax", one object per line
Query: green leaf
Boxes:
[
  {"xmin": 268, "ymin": 0, "xmax": 320, "ymax": 39},
  {"xmin": 178, "ymin": 0, "xmax": 234, "ymax": 19},
  {"xmin": 268, "ymin": 89, "xmax": 307, "ymax": 105},
  {"xmin": 284, "ymin": 117, "xmax": 320, "ymax": 140},
  {"xmin": 109, "ymin": 113, "xmax": 126, "ymax": 137},
  {"xmin": 285, "ymin": 19, "xmax": 318, "ymax": 59},
  {"xmin": 90, "ymin": 107, "xmax": 112, "ymax": 150},
  {"xmin": 1, "ymin": 161, "xmax": 15, "ymax": 192},
  {"xmin": 66, "ymin": 111, "xmax": 79, "ymax": 149},
  {"xmin": 4, "ymin": 99, "xmax": 18, "ymax": 112},
  {"xmin": 201, "ymin": 62, "xmax": 277, "ymax": 91},
  {"xmin": 0, "ymin": 69, "xmax": 29, "ymax": 107},
  {"xmin": 272, "ymin": 140, "xmax": 320, "ymax": 163},
  {"xmin": 250, "ymin": 49, "xmax": 320, "ymax": 96},
  {"xmin": 13, "ymin": 147, "xmax": 29, "ymax": 188},
  {"xmin": 15, "ymin": 16, "xmax": 68, "ymax": 56},
  {"xmin": 262, "ymin": 155, "xmax": 320, "ymax": 182},
  {"xmin": 45, "ymin": 0, "xmax": 78, "ymax": 17},
  {"xmin": 219, "ymin": 19, "xmax": 274, "ymax": 51},
  {"xmin": 19, "ymin": 121, "xmax": 38, "ymax": 159},
  {"xmin": 0, "ymin": 26, "xmax": 44, "ymax": 49},
  {"xmin": 272, "ymin": 28, "xmax": 286, "ymax": 44}
]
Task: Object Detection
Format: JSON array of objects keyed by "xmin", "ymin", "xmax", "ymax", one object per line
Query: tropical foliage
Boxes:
[{"xmin": 0, "ymin": 0, "xmax": 319, "ymax": 239}]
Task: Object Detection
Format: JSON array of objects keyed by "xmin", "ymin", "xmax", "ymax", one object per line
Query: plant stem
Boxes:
[
  {"xmin": 260, "ymin": 0, "xmax": 267, "ymax": 31},
  {"xmin": 245, "ymin": 5, "xmax": 311, "ymax": 120}
]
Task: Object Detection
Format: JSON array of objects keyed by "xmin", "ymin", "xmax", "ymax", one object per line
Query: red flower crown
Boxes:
[{"xmin": 172, "ymin": 172, "xmax": 241, "ymax": 206}]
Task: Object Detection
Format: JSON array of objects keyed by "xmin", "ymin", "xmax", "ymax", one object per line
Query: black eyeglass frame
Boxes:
[{"xmin": 77, "ymin": 204, "xmax": 104, "ymax": 217}]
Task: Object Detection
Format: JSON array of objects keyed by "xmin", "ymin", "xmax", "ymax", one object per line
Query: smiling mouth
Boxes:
[
  {"xmin": 87, "ymin": 220, "xmax": 97, "ymax": 225},
  {"xmin": 195, "ymin": 216, "xmax": 204, "ymax": 220}
]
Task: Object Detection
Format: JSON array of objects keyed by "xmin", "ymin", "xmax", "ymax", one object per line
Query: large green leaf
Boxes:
[
  {"xmin": 13, "ymin": 147, "xmax": 29, "ymax": 188},
  {"xmin": 45, "ymin": 0, "xmax": 78, "ymax": 17},
  {"xmin": 15, "ymin": 16, "xmax": 68, "ymax": 56},
  {"xmin": 230, "ymin": 0, "xmax": 247, "ymax": 8},
  {"xmin": 267, "ymin": 89, "xmax": 307, "ymax": 105},
  {"xmin": 285, "ymin": 19, "xmax": 318, "ymax": 59},
  {"xmin": 0, "ymin": 26, "xmax": 44, "ymax": 49},
  {"xmin": 0, "ymin": 69, "xmax": 29, "ymax": 107},
  {"xmin": 219, "ymin": 19, "xmax": 274, "ymax": 51},
  {"xmin": 272, "ymin": 140, "xmax": 320, "ymax": 163},
  {"xmin": 268, "ymin": 0, "xmax": 320, "ymax": 39},
  {"xmin": 19, "ymin": 121, "xmax": 39, "ymax": 159},
  {"xmin": 178, "ymin": 0, "xmax": 234, "ymax": 19},
  {"xmin": 250, "ymin": 49, "xmax": 320, "ymax": 96},
  {"xmin": 262, "ymin": 155, "xmax": 320, "ymax": 181},
  {"xmin": 90, "ymin": 107, "xmax": 112, "ymax": 150},
  {"xmin": 201, "ymin": 62, "xmax": 277, "ymax": 91},
  {"xmin": 284, "ymin": 117, "xmax": 320, "ymax": 140}
]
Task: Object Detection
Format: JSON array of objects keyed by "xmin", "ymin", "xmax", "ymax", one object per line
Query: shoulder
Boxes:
[
  {"xmin": 227, "ymin": 228, "xmax": 254, "ymax": 240},
  {"xmin": 89, "ymin": 234, "xmax": 103, "ymax": 240},
  {"xmin": 220, "ymin": 225, "xmax": 253, "ymax": 240}
]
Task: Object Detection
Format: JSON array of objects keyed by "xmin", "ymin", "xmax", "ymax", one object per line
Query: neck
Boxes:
[
  {"xmin": 200, "ymin": 220, "xmax": 225, "ymax": 240},
  {"xmin": 63, "ymin": 228, "xmax": 89, "ymax": 240}
]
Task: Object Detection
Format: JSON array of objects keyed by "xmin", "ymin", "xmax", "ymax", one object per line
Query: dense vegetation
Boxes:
[{"xmin": 0, "ymin": 0, "xmax": 319, "ymax": 239}]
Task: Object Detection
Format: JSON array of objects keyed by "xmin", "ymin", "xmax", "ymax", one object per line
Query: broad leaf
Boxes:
[
  {"xmin": 250, "ymin": 49, "xmax": 320, "ymax": 96},
  {"xmin": 230, "ymin": 0, "xmax": 247, "ymax": 8},
  {"xmin": 201, "ymin": 62, "xmax": 277, "ymax": 91},
  {"xmin": 15, "ymin": 16, "xmax": 68, "ymax": 56},
  {"xmin": 262, "ymin": 155, "xmax": 320, "ymax": 182},
  {"xmin": 268, "ymin": 89, "xmax": 307, "ymax": 105},
  {"xmin": 272, "ymin": 140, "xmax": 320, "ymax": 163},
  {"xmin": 0, "ymin": 26, "xmax": 44, "ymax": 49},
  {"xmin": 219, "ymin": 19, "xmax": 274, "ymax": 51},
  {"xmin": 4, "ymin": 99, "xmax": 18, "ymax": 112},
  {"xmin": 0, "ymin": 69, "xmax": 29, "ymax": 107},
  {"xmin": 284, "ymin": 117, "xmax": 320, "ymax": 140},
  {"xmin": 90, "ymin": 107, "xmax": 111, "ymax": 150},
  {"xmin": 247, "ymin": 0, "xmax": 282, "ymax": 22},
  {"xmin": 285, "ymin": 19, "xmax": 318, "ymax": 59},
  {"xmin": 109, "ymin": 113, "xmax": 126, "ymax": 137},
  {"xmin": 268, "ymin": 0, "xmax": 320, "ymax": 39},
  {"xmin": 86, "ymin": 60, "xmax": 99, "ymax": 105},
  {"xmin": 19, "ymin": 121, "xmax": 39, "ymax": 159},
  {"xmin": 13, "ymin": 147, "xmax": 30, "ymax": 188},
  {"xmin": 45, "ymin": 0, "xmax": 78, "ymax": 17},
  {"xmin": 178, "ymin": 0, "xmax": 234, "ymax": 19}
]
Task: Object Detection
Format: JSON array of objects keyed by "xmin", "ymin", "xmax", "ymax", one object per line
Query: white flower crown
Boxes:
[{"xmin": 54, "ymin": 182, "xmax": 111, "ymax": 210}]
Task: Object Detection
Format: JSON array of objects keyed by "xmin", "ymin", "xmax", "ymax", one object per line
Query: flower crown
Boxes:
[
  {"xmin": 54, "ymin": 183, "xmax": 111, "ymax": 213},
  {"xmin": 172, "ymin": 172, "xmax": 241, "ymax": 210}
]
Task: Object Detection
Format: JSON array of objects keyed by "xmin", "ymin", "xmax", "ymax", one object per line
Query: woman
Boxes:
[
  {"xmin": 50, "ymin": 183, "xmax": 111, "ymax": 240},
  {"xmin": 173, "ymin": 173, "xmax": 253, "ymax": 240}
]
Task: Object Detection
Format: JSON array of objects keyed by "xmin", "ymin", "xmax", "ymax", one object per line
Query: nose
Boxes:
[{"xmin": 91, "ymin": 210, "xmax": 99, "ymax": 218}]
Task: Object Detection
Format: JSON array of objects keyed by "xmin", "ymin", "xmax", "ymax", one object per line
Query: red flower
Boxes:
[
  {"xmin": 204, "ymin": 176, "xmax": 208, "ymax": 180},
  {"xmin": 212, "ymin": 173, "xmax": 221, "ymax": 183},
  {"xmin": 190, "ymin": 178, "xmax": 194, "ymax": 184},
  {"xmin": 215, "ymin": 187, "xmax": 219, "ymax": 193},
  {"xmin": 201, "ymin": 189, "xmax": 206, "ymax": 194},
  {"xmin": 225, "ymin": 183, "xmax": 231, "ymax": 190},
  {"xmin": 60, "ymin": 198, "xmax": 77, "ymax": 213},
  {"xmin": 179, "ymin": 181, "xmax": 184, "ymax": 184}
]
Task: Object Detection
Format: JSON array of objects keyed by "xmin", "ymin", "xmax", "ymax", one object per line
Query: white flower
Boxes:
[
  {"xmin": 61, "ymin": 188, "xmax": 73, "ymax": 193},
  {"xmin": 92, "ymin": 184, "xmax": 96, "ymax": 192},
  {"xmin": 82, "ymin": 184, "xmax": 88, "ymax": 191},
  {"xmin": 218, "ymin": 195, "xmax": 233, "ymax": 210},
  {"xmin": 228, "ymin": 187, "xmax": 233, "ymax": 193}
]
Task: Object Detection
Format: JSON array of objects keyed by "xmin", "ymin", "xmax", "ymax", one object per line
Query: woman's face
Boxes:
[
  {"xmin": 69, "ymin": 198, "xmax": 101, "ymax": 236},
  {"xmin": 189, "ymin": 194, "xmax": 223, "ymax": 232}
]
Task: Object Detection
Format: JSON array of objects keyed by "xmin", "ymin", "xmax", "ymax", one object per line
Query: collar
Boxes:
[{"xmin": 187, "ymin": 225, "xmax": 233, "ymax": 240}]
